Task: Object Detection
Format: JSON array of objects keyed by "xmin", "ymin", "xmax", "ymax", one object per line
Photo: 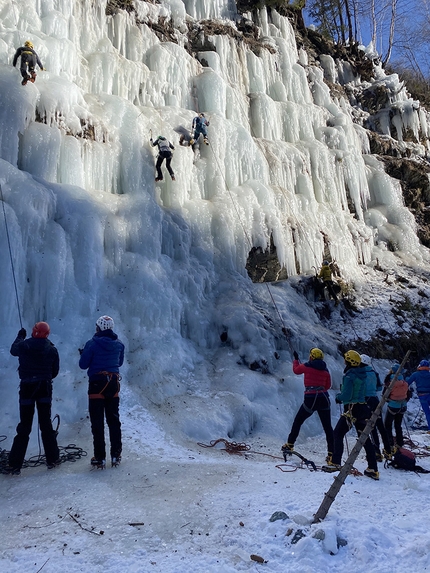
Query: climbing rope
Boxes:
[{"xmin": 0, "ymin": 183, "xmax": 22, "ymax": 326}]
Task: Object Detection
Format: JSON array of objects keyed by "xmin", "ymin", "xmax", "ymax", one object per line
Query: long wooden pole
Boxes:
[{"xmin": 312, "ymin": 350, "xmax": 411, "ymax": 524}]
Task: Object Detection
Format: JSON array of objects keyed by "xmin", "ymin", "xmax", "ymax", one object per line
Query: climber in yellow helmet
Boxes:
[{"xmin": 13, "ymin": 40, "xmax": 44, "ymax": 86}]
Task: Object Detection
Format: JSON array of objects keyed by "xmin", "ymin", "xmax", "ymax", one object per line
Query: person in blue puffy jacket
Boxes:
[
  {"xmin": 79, "ymin": 315, "xmax": 124, "ymax": 468},
  {"xmin": 407, "ymin": 360, "xmax": 430, "ymax": 430}
]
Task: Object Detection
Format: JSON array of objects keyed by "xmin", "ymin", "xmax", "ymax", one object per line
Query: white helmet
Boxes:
[
  {"xmin": 96, "ymin": 315, "xmax": 114, "ymax": 331},
  {"xmin": 360, "ymin": 354, "xmax": 371, "ymax": 364}
]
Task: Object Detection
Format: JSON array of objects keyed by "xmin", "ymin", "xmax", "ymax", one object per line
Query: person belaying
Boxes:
[
  {"xmin": 150, "ymin": 134, "xmax": 175, "ymax": 182},
  {"xmin": 190, "ymin": 113, "xmax": 209, "ymax": 145},
  {"xmin": 79, "ymin": 315, "xmax": 124, "ymax": 469},
  {"xmin": 362, "ymin": 353, "xmax": 392, "ymax": 461},
  {"xmin": 322, "ymin": 350, "xmax": 379, "ymax": 480},
  {"xmin": 281, "ymin": 347, "xmax": 334, "ymax": 462},
  {"xmin": 13, "ymin": 40, "xmax": 44, "ymax": 86},
  {"xmin": 6, "ymin": 322, "xmax": 60, "ymax": 475},
  {"xmin": 406, "ymin": 359, "xmax": 430, "ymax": 430},
  {"xmin": 383, "ymin": 363, "xmax": 409, "ymax": 451},
  {"xmin": 318, "ymin": 260, "xmax": 339, "ymax": 305}
]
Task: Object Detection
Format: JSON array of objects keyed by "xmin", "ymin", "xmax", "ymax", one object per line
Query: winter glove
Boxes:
[
  {"xmin": 335, "ymin": 394, "xmax": 342, "ymax": 404},
  {"xmin": 78, "ymin": 347, "xmax": 83, "ymax": 355},
  {"xmin": 293, "ymin": 351, "xmax": 299, "ymax": 361},
  {"xmin": 18, "ymin": 328, "xmax": 26, "ymax": 339}
]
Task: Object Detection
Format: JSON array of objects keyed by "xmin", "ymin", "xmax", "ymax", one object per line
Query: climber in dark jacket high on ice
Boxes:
[{"xmin": 13, "ymin": 40, "xmax": 44, "ymax": 85}]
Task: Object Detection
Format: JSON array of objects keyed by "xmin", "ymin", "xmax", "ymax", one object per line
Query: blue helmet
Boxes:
[{"xmin": 419, "ymin": 360, "xmax": 430, "ymax": 368}]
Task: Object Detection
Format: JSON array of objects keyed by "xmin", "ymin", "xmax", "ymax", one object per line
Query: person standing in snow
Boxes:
[
  {"xmin": 13, "ymin": 40, "xmax": 44, "ymax": 86},
  {"xmin": 322, "ymin": 350, "xmax": 379, "ymax": 480},
  {"xmin": 6, "ymin": 322, "xmax": 60, "ymax": 475},
  {"xmin": 281, "ymin": 348, "xmax": 334, "ymax": 462},
  {"xmin": 79, "ymin": 316, "xmax": 124, "ymax": 469},
  {"xmin": 406, "ymin": 359, "xmax": 430, "ymax": 430},
  {"xmin": 318, "ymin": 260, "xmax": 339, "ymax": 305},
  {"xmin": 150, "ymin": 134, "xmax": 175, "ymax": 182},
  {"xmin": 362, "ymin": 354, "xmax": 392, "ymax": 461},
  {"xmin": 190, "ymin": 113, "xmax": 210, "ymax": 145},
  {"xmin": 383, "ymin": 364, "xmax": 409, "ymax": 451}
]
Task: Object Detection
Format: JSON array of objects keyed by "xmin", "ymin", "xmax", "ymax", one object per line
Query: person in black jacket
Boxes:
[
  {"xmin": 6, "ymin": 322, "xmax": 60, "ymax": 474},
  {"xmin": 13, "ymin": 40, "xmax": 44, "ymax": 86}
]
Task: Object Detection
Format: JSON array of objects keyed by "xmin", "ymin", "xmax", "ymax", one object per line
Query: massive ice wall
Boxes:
[{"xmin": 0, "ymin": 0, "xmax": 428, "ymax": 425}]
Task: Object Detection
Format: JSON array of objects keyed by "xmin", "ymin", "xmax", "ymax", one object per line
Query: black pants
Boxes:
[
  {"xmin": 366, "ymin": 395, "xmax": 391, "ymax": 452},
  {"xmin": 156, "ymin": 153, "xmax": 174, "ymax": 180},
  {"xmin": 88, "ymin": 374, "xmax": 122, "ymax": 461},
  {"xmin": 287, "ymin": 392, "xmax": 334, "ymax": 453},
  {"xmin": 324, "ymin": 280, "xmax": 338, "ymax": 302},
  {"xmin": 9, "ymin": 380, "xmax": 59, "ymax": 470},
  {"xmin": 384, "ymin": 406, "xmax": 406, "ymax": 448},
  {"xmin": 332, "ymin": 403, "xmax": 377, "ymax": 471},
  {"xmin": 20, "ymin": 53, "xmax": 37, "ymax": 79}
]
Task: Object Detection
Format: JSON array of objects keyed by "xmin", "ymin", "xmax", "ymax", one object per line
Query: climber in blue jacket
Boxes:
[{"xmin": 407, "ymin": 360, "xmax": 430, "ymax": 429}]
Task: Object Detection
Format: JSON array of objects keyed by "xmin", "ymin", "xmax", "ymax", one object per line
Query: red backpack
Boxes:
[{"xmin": 389, "ymin": 379, "xmax": 409, "ymax": 401}]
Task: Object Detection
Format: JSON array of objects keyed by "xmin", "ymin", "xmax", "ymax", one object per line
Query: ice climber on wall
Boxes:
[
  {"xmin": 318, "ymin": 260, "xmax": 339, "ymax": 305},
  {"xmin": 281, "ymin": 347, "xmax": 334, "ymax": 463},
  {"xmin": 79, "ymin": 316, "xmax": 124, "ymax": 469},
  {"xmin": 6, "ymin": 322, "xmax": 60, "ymax": 475},
  {"xmin": 13, "ymin": 40, "xmax": 44, "ymax": 86},
  {"xmin": 150, "ymin": 134, "xmax": 176, "ymax": 182},
  {"xmin": 190, "ymin": 113, "xmax": 210, "ymax": 145}
]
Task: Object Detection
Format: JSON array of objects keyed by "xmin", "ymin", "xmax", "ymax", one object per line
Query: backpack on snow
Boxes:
[{"xmin": 386, "ymin": 447, "xmax": 430, "ymax": 473}]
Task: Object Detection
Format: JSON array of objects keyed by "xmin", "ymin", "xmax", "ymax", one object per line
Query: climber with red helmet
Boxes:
[
  {"xmin": 281, "ymin": 347, "xmax": 334, "ymax": 462},
  {"xmin": 322, "ymin": 350, "xmax": 379, "ymax": 480},
  {"xmin": 79, "ymin": 316, "xmax": 124, "ymax": 469},
  {"xmin": 12, "ymin": 40, "xmax": 44, "ymax": 86},
  {"xmin": 407, "ymin": 359, "xmax": 430, "ymax": 430},
  {"xmin": 6, "ymin": 322, "xmax": 60, "ymax": 475}
]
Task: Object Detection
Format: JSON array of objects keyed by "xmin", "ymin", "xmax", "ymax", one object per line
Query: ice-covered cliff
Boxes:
[{"xmin": 0, "ymin": 0, "xmax": 430, "ymax": 440}]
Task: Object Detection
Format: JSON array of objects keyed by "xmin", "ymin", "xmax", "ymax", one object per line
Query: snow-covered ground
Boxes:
[
  {"xmin": 1, "ymin": 392, "xmax": 430, "ymax": 573},
  {"xmin": 1, "ymin": 0, "xmax": 430, "ymax": 570}
]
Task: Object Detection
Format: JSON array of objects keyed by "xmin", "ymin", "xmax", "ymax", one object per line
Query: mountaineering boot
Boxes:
[
  {"xmin": 111, "ymin": 456, "xmax": 121, "ymax": 468},
  {"xmin": 47, "ymin": 458, "xmax": 61, "ymax": 470},
  {"xmin": 30, "ymin": 71, "xmax": 37, "ymax": 83},
  {"xmin": 375, "ymin": 450, "xmax": 384, "ymax": 462},
  {"xmin": 91, "ymin": 457, "xmax": 106, "ymax": 469},
  {"xmin": 4, "ymin": 466, "xmax": 21, "ymax": 476},
  {"xmin": 189, "ymin": 139, "xmax": 194, "ymax": 146},
  {"xmin": 204, "ymin": 137, "xmax": 209, "ymax": 145},
  {"xmin": 321, "ymin": 462, "xmax": 341, "ymax": 473},
  {"xmin": 171, "ymin": 175, "xmax": 175, "ymax": 181},
  {"xmin": 325, "ymin": 452, "xmax": 333, "ymax": 464},
  {"xmin": 281, "ymin": 443, "xmax": 294, "ymax": 461},
  {"xmin": 21, "ymin": 76, "xmax": 29, "ymax": 86},
  {"xmin": 364, "ymin": 468, "xmax": 380, "ymax": 481},
  {"xmin": 155, "ymin": 177, "xmax": 163, "ymax": 182}
]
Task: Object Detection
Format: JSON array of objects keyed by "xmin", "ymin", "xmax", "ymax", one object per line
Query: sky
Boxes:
[{"xmin": 1, "ymin": 0, "xmax": 430, "ymax": 571}]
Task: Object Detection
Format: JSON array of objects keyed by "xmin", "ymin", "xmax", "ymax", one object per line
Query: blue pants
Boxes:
[{"xmin": 418, "ymin": 393, "xmax": 430, "ymax": 429}]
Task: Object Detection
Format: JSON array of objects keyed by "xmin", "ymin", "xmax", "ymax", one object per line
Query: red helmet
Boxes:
[{"xmin": 32, "ymin": 321, "xmax": 50, "ymax": 338}]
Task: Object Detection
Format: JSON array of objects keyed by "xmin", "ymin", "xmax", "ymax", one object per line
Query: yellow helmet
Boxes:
[
  {"xmin": 24, "ymin": 40, "xmax": 34, "ymax": 49},
  {"xmin": 344, "ymin": 350, "xmax": 361, "ymax": 366},
  {"xmin": 309, "ymin": 348, "xmax": 324, "ymax": 360}
]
